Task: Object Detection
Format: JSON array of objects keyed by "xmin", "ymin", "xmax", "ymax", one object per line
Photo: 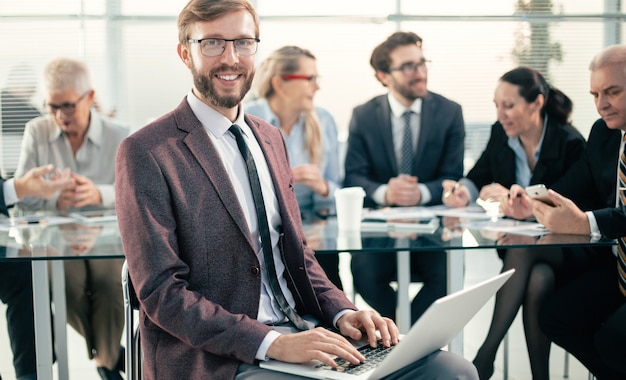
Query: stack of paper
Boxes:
[{"xmin": 361, "ymin": 207, "xmax": 439, "ymax": 234}]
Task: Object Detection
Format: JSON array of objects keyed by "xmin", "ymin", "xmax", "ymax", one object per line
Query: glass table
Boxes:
[
  {"xmin": 300, "ymin": 210, "xmax": 615, "ymax": 353},
  {"xmin": 0, "ymin": 215, "xmax": 123, "ymax": 380},
  {"xmin": 0, "ymin": 210, "xmax": 614, "ymax": 379}
]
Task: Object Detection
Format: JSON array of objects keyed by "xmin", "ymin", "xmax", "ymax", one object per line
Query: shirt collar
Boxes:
[
  {"xmin": 387, "ymin": 93, "xmax": 422, "ymax": 118},
  {"xmin": 50, "ymin": 111, "xmax": 103, "ymax": 147}
]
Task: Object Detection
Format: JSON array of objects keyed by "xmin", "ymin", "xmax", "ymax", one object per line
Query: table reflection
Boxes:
[{"xmin": 300, "ymin": 215, "xmax": 615, "ymax": 253}]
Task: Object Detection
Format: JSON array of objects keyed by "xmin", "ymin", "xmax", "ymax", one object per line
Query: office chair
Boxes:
[{"xmin": 122, "ymin": 261, "xmax": 142, "ymax": 380}]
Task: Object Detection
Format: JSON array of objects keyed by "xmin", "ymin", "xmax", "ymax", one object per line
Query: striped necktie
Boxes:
[
  {"xmin": 617, "ymin": 133, "xmax": 626, "ymax": 296},
  {"xmin": 400, "ymin": 111, "xmax": 414, "ymax": 174}
]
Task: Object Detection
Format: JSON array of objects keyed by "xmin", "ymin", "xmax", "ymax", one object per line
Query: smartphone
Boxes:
[{"xmin": 525, "ymin": 184, "xmax": 555, "ymax": 206}]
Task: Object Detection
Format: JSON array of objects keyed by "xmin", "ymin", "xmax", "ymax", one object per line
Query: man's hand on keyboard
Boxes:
[
  {"xmin": 336, "ymin": 310, "xmax": 399, "ymax": 349},
  {"xmin": 266, "ymin": 327, "xmax": 366, "ymax": 368}
]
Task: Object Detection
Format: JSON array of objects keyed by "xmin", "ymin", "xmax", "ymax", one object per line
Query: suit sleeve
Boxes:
[
  {"xmin": 343, "ymin": 107, "xmax": 386, "ymax": 201},
  {"xmin": 0, "ymin": 177, "xmax": 8, "ymax": 216},
  {"xmin": 594, "ymin": 207, "xmax": 626, "ymax": 239},
  {"xmin": 422, "ymin": 102, "xmax": 465, "ymax": 204}
]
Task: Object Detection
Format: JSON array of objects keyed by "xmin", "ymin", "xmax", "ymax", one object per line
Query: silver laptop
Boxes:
[{"xmin": 260, "ymin": 269, "xmax": 515, "ymax": 380}]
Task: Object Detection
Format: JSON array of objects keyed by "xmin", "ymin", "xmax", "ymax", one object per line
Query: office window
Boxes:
[{"xmin": 0, "ymin": 0, "xmax": 623, "ymax": 176}]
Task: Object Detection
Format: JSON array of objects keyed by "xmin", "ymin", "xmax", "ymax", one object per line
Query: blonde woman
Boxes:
[{"xmin": 246, "ymin": 45, "xmax": 342, "ymax": 288}]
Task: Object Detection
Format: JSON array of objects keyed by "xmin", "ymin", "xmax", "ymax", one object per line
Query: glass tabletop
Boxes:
[
  {"xmin": 0, "ymin": 207, "xmax": 615, "ymax": 261},
  {"xmin": 0, "ymin": 210, "xmax": 124, "ymax": 261},
  {"xmin": 301, "ymin": 211, "xmax": 615, "ymax": 254}
]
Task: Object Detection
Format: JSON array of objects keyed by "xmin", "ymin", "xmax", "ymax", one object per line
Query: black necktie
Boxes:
[
  {"xmin": 617, "ymin": 134, "xmax": 626, "ymax": 296},
  {"xmin": 229, "ymin": 124, "xmax": 311, "ymax": 330},
  {"xmin": 400, "ymin": 111, "xmax": 414, "ymax": 174}
]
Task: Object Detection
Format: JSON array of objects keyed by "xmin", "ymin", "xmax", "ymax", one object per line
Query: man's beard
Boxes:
[
  {"xmin": 191, "ymin": 64, "xmax": 254, "ymax": 109},
  {"xmin": 394, "ymin": 79, "xmax": 427, "ymax": 101}
]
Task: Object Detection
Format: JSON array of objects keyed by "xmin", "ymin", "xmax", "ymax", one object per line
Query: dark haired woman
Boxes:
[{"xmin": 442, "ymin": 66, "xmax": 587, "ymax": 379}]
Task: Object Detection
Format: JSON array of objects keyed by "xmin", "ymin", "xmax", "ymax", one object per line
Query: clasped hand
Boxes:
[
  {"xmin": 56, "ymin": 172, "xmax": 103, "ymax": 210},
  {"xmin": 266, "ymin": 310, "xmax": 398, "ymax": 368},
  {"xmin": 386, "ymin": 174, "xmax": 420, "ymax": 206}
]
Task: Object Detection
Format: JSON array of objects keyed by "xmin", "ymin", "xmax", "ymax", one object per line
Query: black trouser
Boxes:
[
  {"xmin": 351, "ymin": 241, "xmax": 447, "ymax": 323},
  {"xmin": 540, "ymin": 251, "xmax": 626, "ymax": 380},
  {"xmin": 0, "ymin": 261, "xmax": 37, "ymax": 377}
]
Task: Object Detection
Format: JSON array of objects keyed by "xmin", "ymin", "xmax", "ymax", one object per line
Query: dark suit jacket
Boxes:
[
  {"xmin": 0, "ymin": 178, "xmax": 7, "ymax": 216},
  {"xmin": 553, "ymin": 119, "xmax": 626, "ymax": 239},
  {"xmin": 344, "ymin": 92, "xmax": 465, "ymax": 208},
  {"xmin": 115, "ymin": 99, "xmax": 355, "ymax": 380},
  {"xmin": 467, "ymin": 118, "xmax": 586, "ymax": 190}
]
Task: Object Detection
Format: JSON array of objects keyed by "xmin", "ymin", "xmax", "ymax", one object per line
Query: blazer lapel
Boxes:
[
  {"xmin": 245, "ymin": 116, "xmax": 301, "ymax": 225},
  {"xmin": 377, "ymin": 97, "xmax": 398, "ymax": 174},
  {"xmin": 175, "ymin": 104, "xmax": 254, "ymax": 248},
  {"xmin": 415, "ymin": 93, "xmax": 433, "ymax": 174},
  {"xmin": 531, "ymin": 120, "xmax": 558, "ymax": 182}
]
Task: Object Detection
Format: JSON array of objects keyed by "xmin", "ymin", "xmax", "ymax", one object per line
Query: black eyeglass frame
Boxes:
[
  {"xmin": 46, "ymin": 90, "xmax": 91, "ymax": 115},
  {"xmin": 187, "ymin": 37, "xmax": 261, "ymax": 57},
  {"xmin": 388, "ymin": 59, "xmax": 431, "ymax": 76}
]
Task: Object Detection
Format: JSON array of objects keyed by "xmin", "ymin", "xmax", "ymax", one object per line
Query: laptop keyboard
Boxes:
[{"xmin": 314, "ymin": 340, "xmax": 395, "ymax": 375}]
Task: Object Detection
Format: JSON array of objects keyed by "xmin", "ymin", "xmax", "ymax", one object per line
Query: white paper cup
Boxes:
[{"xmin": 334, "ymin": 187, "xmax": 365, "ymax": 231}]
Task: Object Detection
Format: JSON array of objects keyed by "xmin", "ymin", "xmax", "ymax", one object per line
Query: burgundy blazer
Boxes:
[{"xmin": 115, "ymin": 98, "xmax": 355, "ymax": 380}]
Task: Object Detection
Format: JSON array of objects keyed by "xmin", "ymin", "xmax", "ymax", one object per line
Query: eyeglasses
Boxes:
[
  {"xmin": 389, "ymin": 59, "xmax": 431, "ymax": 76},
  {"xmin": 187, "ymin": 37, "xmax": 260, "ymax": 57},
  {"xmin": 46, "ymin": 91, "xmax": 90, "ymax": 114},
  {"xmin": 281, "ymin": 74, "xmax": 319, "ymax": 84}
]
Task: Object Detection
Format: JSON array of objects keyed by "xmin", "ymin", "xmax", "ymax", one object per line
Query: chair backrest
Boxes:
[
  {"xmin": 122, "ymin": 261, "xmax": 142, "ymax": 380},
  {"xmin": 122, "ymin": 261, "xmax": 139, "ymax": 311}
]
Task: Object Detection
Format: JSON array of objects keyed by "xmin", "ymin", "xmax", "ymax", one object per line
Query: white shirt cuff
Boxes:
[
  {"xmin": 586, "ymin": 211, "xmax": 601, "ymax": 237},
  {"xmin": 373, "ymin": 185, "xmax": 388, "ymax": 206},
  {"xmin": 256, "ymin": 330, "xmax": 282, "ymax": 361},
  {"xmin": 418, "ymin": 183, "xmax": 431, "ymax": 205},
  {"xmin": 333, "ymin": 309, "xmax": 355, "ymax": 328},
  {"xmin": 3, "ymin": 178, "xmax": 18, "ymax": 206}
]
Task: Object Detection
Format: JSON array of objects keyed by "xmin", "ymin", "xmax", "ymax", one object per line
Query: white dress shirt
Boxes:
[{"xmin": 372, "ymin": 93, "xmax": 432, "ymax": 205}]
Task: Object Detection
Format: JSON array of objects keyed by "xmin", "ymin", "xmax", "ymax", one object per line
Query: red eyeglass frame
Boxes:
[{"xmin": 280, "ymin": 74, "xmax": 317, "ymax": 82}]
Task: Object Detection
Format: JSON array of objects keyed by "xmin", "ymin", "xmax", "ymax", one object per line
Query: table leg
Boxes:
[
  {"xmin": 32, "ymin": 260, "xmax": 53, "ymax": 380},
  {"xmin": 447, "ymin": 249, "xmax": 465, "ymax": 355},
  {"xmin": 51, "ymin": 261, "xmax": 69, "ymax": 379},
  {"xmin": 396, "ymin": 250, "xmax": 411, "ymax": 334}
]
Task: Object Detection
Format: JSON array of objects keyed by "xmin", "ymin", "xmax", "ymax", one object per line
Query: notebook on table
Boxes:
[{"xmin": 260, "ymin": 269, "xmax": 515, "ymax": 379}]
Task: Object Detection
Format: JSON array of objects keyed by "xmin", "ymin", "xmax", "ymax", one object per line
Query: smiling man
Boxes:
[
  {"xmin": 344, "ymin": 31, "xmax": 465, "ymax": 325},
  {"xmin": 115, "ymin": 2, "xmax": 478, "ymax": 380}
]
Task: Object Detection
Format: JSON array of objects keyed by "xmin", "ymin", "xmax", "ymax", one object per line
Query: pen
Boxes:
[
  {"xmin": 444, "ymin": 182, "xmax": 461, "ymax": 198},
  {"xmin": 17, "ymin": 218, "xmax": 48, "ymax": 226}
]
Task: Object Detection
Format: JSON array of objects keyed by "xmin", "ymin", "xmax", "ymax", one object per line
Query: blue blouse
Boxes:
[{"xmin": 245, "ymin": 98, "xmax": 341, "ymax": 210}]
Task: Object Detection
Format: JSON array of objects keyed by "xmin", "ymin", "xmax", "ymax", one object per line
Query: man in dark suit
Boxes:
[
  {"xmin": 344, "ymin": 31, "xmax": 465, "ymax": 323},
  {"xmin": 115, "ymin": 1, "xmax": 477, "ymax": 379},
  {"xmin": 515, "ymin": 44, "xmax": 626, "ymax": 379},
  {"xmin": 0, "ymin": 165, "xmax": 71, "ymax": 380}
]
